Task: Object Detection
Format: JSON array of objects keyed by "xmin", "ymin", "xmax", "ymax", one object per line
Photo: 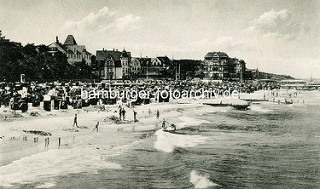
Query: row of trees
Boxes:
[
  {"xmin": 0, "ymin": 32, "xmax": 205, "ymax": 82},
  {"xmin": 172, "ymin": 59, "xmax": 205, "ymax": 80},
  {"xmin": 0, "ymin": 36, "xmax": 93, "ymax": 82}
]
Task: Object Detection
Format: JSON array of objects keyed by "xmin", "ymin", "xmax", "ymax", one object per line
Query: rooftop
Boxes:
[{"xmin": 205, "ymin": 52, "xmax": 229, "ymax": 59}]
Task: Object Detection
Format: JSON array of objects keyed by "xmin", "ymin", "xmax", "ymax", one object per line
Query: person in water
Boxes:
[
  {"xmin": 161, "ymin": 118, "xmax": 169, "ymax": 129},
  {"xmin": 170, "ymin": 124, "xmax": 177, "ymax": 131}
]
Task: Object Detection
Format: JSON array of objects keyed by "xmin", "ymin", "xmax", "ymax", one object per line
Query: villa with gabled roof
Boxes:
[
  {"xmin": 95, "ymin": 48, "xmax": 131, "ymax": 80},
  {"xmin": 48, "ymin": 35, "xmax": 92, "ymax": 66},
  {"xmin": 203, "ymin": 51, "xmax": 246, "ymax": 80}
]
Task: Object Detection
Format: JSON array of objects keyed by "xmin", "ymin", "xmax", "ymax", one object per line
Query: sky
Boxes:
[{"xmin": 0, "ymin": 0, "xmax": 319, "ymax": 78}]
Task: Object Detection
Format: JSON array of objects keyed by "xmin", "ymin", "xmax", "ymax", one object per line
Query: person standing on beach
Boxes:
[
  {"xmin": 119, "ymin": 106, "xmax": 122, "ymax": 120},
  {"xmin": 93, "ymin": 121, "xmax": 99, "ymax": 132},
  {"xmin": 122, "ymin": 108, "xmax": 126, "ymax": 120},
  {"xmin": 133, "ymin": 110, "xmax": 137, "ymax": 122},
  {"xmin": 156, "ymin": 110, "xmax": 160, "ymax": 119},
  {"xmin": 73, "ymin": 114, "xmax": 78, "ymax": 127}
]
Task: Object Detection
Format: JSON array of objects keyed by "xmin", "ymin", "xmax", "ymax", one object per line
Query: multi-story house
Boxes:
[
  {"xmin": 203, "ymin": 52, "xmax": 229, "ymax": 80},
  {"xmin": 48, "ymin": 35, "xmax": 92, "ymax": 65},
  {"xmin": 227, "ymin": 58, "xmax": 246, "ymax": 81},
  {"xmin": 203, "ymin": 52, "xmax": 246, "ymax": 80},
  {"xmin": 130, "ymin": 58, "xmax": 142, "ymax": 78},
  {"xmin": 95, "ymin": 49, "xmax": 130, "ymax": 80},
  {"xmin": 120, "ymin": 50, "xmax": 130, "ymax": 79},
  {"xmin": 140, "ymin": 56, "xmax": 171, "ymax": 79}
]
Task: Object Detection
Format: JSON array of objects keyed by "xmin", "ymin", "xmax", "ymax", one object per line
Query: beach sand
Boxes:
[{"xmin": 0, "ymin": 90, "xmax": 286, "ymax": 187}]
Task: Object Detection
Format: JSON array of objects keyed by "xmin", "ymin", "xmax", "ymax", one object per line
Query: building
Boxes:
[
  {"xmin": 140, "ymin": 56, "xmax": 171, "ymax": 79},
  {"xmin": 130, "ymin": 58, "xmax": 142, "ymax": 78},
  {"xmin": 203, "ymin": 52, "xmax": 246, "ymax": 81},
  {"xmin": 227, "ymin": 58, "xmax": 246, "ymax": 81},
  {"xmin": 203, "ymin": 52, "xmax": 230, "ymax": 80},
  {"xmin": 95, "ymin": 49, "xmax": 131, "ymax": 80},
  {"xmin": 48, "ymin": 35, "xmax": 92, "ymax": 66},
  {"xmin": 120, "ymin": 50, "xmax": 130, "ymax": 79}
]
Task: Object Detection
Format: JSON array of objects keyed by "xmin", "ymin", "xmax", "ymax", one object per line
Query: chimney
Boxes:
[
  {"xmin": 56, "ymin": 36, "xmax": 59, "ymax": 43},
  {"xmin": 116, "ymin": 49, "xmax": 118, "ymax": 51},
  {"xmin": 103, "ymin": 48, "xmax": 104, "ymax": 51},
  {"xmin": 113, "ymin": 48, "xmax": 115, "ymax": 51}
]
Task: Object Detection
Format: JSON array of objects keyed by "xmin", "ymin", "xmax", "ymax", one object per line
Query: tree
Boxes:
[
  {"xmin": 172, "ymin": 59, "xmax": 203, "ymax": 80},
  {"xmin": 73, "ymin": 60, "xmax": 93, "ymax": 79}
]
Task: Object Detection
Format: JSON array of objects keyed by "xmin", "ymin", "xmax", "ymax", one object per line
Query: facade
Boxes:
[
  {"xmin": 130, "ymin": 58, "xmax": 142, "ymax": 78},
  {"xmin": 120, "ymin": 50, "xmax": 130, "ymax": 79},
  {"xmin": 103, "ymin": 55, "xmax": 120, "ymax": 80},
  {"xmin": 139, "ymin": 57, "xmax": 152, "ymax": 78},
  {"xmin": 95, "ymin": 49, "xmax": 130, "ymax": 80},
  {"xmin": 203, "ymin": 52, "xmax": 246, "ymax": 80},
  {"xmin": 203, "ymin": 52, "xmax": 229, "ymax": 80},
  {"xmin": 48, "ymin": 35, "xmax": 92, "ymax": 65},
  {"xmin": 245, "ymin": 68, "xmax": 259, "ymax": 80},
  {"xmin": 227, "ymin": 58, "xmax": 246, "ymax": 81},
  {"xmin": 140, "ymin": 56, "xmax": 171, "ymax": 79}
]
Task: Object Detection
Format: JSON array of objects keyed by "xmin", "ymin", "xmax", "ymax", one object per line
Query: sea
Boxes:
[{"xmin": 10, "ymin": 91, "xmax": 320, "ymax": 188}]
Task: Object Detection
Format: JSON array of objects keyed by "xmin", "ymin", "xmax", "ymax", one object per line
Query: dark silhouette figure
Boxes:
[
  {"xmin": 93, "ymin": 121, "xmax": 100, "ymax": 132},
  {"xmin": 73, "ymin": 114, "xmax": 78, "ymax": 127},
  {"xmin": 133, "ymin": 110, "xmax": 137, "ymax": 122},
  {"xmin": 122, "ymin": 108, "xmax": 126, "ymax": 120}
]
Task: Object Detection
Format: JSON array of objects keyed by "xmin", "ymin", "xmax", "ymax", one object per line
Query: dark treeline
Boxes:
[
  {"xmin": 0, "ymin": 33, "xmax": 205, "ymax": 82},
  {"xmin": 0, "ymin": 38, "xmax": 92, "ymax": 82},
  {"xmin": 172, "ymin": 59, "xmax": 205, "ymax": 80}
]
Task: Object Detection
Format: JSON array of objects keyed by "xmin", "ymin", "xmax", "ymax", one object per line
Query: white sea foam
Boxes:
[
  {"xmin": 154, "ymin": 130, "xmax": 208, "ymax": 153},
  {"xmin": 190, "ymin": 170, "xmax": 219, "ymax": 188},
  {"xmin": 35, "ymin": 182, "xmax": 56, "ymax": 188},
  {"xmin": 0, "ymin": 147, "xmax": 122, "ymax": 187},
  {"xmin": 154, "ymin": 116, "xmax": 209, "ymax": 153},
  {"xmin": 177, "ymin": 116, "xmax": 209, "ymax": 129},
  {"xmin": 250, "ymin": 105, "xmax": 272, "ymax": 113}
]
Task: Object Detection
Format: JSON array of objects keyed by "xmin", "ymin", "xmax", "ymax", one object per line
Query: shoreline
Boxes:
[
  {"xmin": 0, "ymin": 100, "xmax": 213, "ymax": 187},
  {"xmin": 0, "ymin": 90, "xmax": 309, "ymax": 187}
]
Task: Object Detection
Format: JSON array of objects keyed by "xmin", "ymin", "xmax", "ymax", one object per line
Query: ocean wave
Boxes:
[
  {"xmin": 250, "ymin": 105, "xmax": 272, "ymax": 113},
  {"xmin": 177, "ymin": 116, "xmax": 210, "ymax": 129},
  {"xmin": 154, "ymin": 130, "xmax": 208, "ymax": 153},
  {"xmin": 190, "ymin": 170, "xmax": 219, "ymax": 188},
  {"xmin": 35, "ymin": 182, "xmax": 56, "ymax": 188},
  {"xmin": 0, "ymin": 147, "xmax": 122, "ymax": 187}
]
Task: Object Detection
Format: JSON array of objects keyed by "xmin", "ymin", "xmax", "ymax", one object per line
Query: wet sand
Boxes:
[{"xmin": 0, "ymin": 90, "xmax": 304, "ymax": 187}]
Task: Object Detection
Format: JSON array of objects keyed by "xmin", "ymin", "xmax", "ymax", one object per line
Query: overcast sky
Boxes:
[{"xmin": 1, "ymin": 0, "xmax": 319, "ymax": 78}]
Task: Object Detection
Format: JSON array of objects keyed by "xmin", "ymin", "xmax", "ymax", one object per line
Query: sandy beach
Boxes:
[
  {"xmin": 0, "ymin": 96, "xmax": 217, "ymax": 187},
  {"xmin": 0, "ymin": 89, "xmax": 312, "ymax": 188}
]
